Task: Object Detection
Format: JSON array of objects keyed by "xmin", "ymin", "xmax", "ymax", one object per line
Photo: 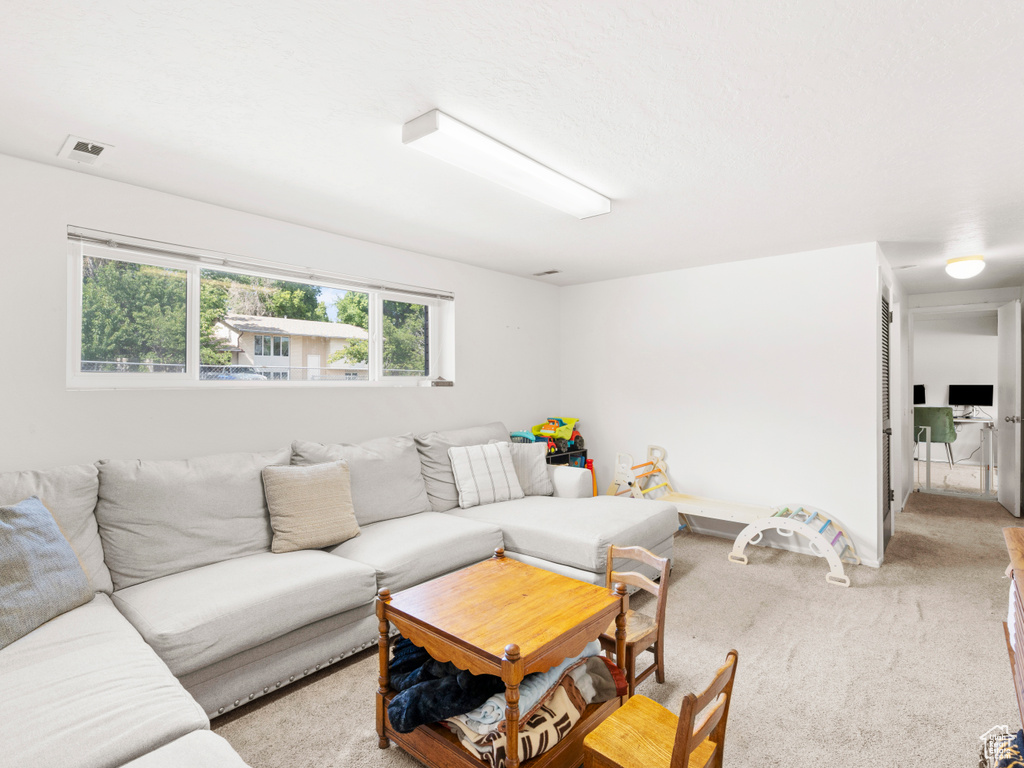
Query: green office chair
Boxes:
[{"xmin": 914, "ymin": 406, "xmax": 956, "ymax": 468}]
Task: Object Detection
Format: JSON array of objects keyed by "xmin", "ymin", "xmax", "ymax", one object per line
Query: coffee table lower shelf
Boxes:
[{"xmin": 380, "ymin": 693, "xmax": 620, "ymax": 768}]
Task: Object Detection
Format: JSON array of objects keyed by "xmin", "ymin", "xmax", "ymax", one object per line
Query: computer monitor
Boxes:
[
  {"xmin": 948, "ymin": 384, "xmax": 994, "ymax": 407},
  {"xmin": 913, "ymin": 385, "xmax": 925, "ymax": 405}
]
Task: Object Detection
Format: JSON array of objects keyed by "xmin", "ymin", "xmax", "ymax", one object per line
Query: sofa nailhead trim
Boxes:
[{"xmin": 215, "ymin": 641, "xmax": 388, "ymax": 716}]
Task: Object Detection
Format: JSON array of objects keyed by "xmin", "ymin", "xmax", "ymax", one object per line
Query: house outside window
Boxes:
[{"xmin": 67, "ymin": 228, "xmax": 453, "ymax": 388}]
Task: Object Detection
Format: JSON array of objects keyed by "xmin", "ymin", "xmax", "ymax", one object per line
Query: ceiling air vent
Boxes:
[
  {"xmin": 532, "ymin": 270, "xmax": 561, "ymax": 276},
  {"xmin": 58, "ymin": 135, "xmax": 114, "ymax": 166}
]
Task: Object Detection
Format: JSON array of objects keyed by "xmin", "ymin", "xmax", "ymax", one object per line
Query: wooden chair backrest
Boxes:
[
  {"xmin": 605, "ymin": 544, "xmax": 671, "ymax": 628},
  {"xmin": 670, "ymin": 650, "xmax": 739, "ymax": 768}
]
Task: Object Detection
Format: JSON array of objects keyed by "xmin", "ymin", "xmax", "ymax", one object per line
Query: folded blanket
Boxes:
[
  {"xmin": 387, "ymin": 636, "xmax": 504, "ymax": 733},
  {"xmin": 390, "ymin": 636, "xmax": 432, "ymax": 675},
  {"xmin": 446, "ymin": 678, "xmax": 587, "ymax": 768},
  {"xmin": 389, "ymin": 671, "xmax": 505, "ymax": 733},
  {"xmin": 452, "ymin": 640, "xmax": 602, "ymax": 734}
]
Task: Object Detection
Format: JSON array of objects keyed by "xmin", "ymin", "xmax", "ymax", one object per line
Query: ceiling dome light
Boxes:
[{"xmin": 945, "ymin": 255, "xmax": 985, "ymax": 279}]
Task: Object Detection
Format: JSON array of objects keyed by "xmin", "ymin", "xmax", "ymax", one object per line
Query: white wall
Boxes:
[
  {"xmin": 913, "ymin": 313, "xmax": 998, "ymax": 464},
  {"xmin": 559, "ymin": 243, "xmax": 884, "ymax": 565},
  {"xmin": 0, "ymin": 154, "xmax": 560, "ymax": 471}
]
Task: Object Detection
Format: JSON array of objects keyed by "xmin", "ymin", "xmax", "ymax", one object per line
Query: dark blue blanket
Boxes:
[
  {"xmin": 998, "ymin": 729, "xmax": 1024, "ymax": 768},
  {"xmin": 387, "ymin": 637, "xmax": 505, "ymax": 733}
]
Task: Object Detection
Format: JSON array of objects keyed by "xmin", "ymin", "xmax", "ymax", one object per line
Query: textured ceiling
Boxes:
[{"xmin": 2, "ymin": 1, "xmax": 1024, "ymax": 290}]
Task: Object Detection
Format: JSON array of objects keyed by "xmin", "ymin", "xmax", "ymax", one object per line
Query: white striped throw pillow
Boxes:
[
  {"xmin": 489, "ymin": 439, "xmax": 554, "ymax": 497},
  {"xmin": 447, "ymin": 442, "xmax": 525, "ymax": 509}
]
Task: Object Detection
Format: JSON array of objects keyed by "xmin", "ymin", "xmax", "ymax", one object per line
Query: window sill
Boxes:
[{"xmin": 66, "ymin": 376, "xmax": 443, "ymax": 391}]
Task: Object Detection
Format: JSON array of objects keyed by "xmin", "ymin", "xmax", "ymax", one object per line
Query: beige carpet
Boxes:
[{"xmin": 214, "ymin": 494, "xmax": 1021, "ymax": 767}]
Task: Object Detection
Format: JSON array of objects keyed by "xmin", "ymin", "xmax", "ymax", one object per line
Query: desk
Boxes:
[{"xmin": 953, "ymin": 417, "xmax": 995, "ymax": 495}]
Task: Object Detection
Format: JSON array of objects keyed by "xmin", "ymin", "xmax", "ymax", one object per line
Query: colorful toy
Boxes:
[
  {"xmin": 728, "ymin": 505, "xmax": 861, "ymax": 587},
  {"xmin": 584, "ymin": 459, "xmax": 597, "ymax": 497},
  {"xmin": 607, "ymin": 445, "xmax": 859, "ymax": 586},
  {"xmin": 509, "ymin": 431, "xmax": 536, "ymax": 443},
  {"xmin": 531, "ymin": 418, "xmax": 584, "ymax": 454},
  {"xmin": 606, "ymin": 446, "xmax": 673, "ymax": 499}
]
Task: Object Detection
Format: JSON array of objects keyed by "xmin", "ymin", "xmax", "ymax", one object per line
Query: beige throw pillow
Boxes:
[{"xmin": 262, "ymin": 461, "xmax": 360, "ymax": 553}]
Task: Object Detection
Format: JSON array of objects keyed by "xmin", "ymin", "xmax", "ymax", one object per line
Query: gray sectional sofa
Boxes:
[{"xmin": 0, "ymin": 421, "xmax": 678, "ymax": 768}]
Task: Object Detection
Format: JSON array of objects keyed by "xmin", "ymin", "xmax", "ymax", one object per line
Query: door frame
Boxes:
[{"xmin": 904, "ymin": 302, "xmax": 1013, "ymax": 505}]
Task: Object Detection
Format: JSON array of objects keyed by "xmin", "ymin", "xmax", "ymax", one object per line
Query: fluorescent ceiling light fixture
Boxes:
[
  {"xmin": 402, "ymin": 110, "xmax": 611, "ymax": 219},
  {"xmin": 945, "ymin": 255, "xmax": 985, "ymax": 279}
]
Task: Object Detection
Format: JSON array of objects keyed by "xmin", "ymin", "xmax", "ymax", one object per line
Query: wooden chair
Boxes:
[
  {"xmin": 583, "ymin": 650, "xmax": 739, "ymax": 768},
  {"xmin": 598, "ymin": 544, "xmax": 671, "ymax": 695}
]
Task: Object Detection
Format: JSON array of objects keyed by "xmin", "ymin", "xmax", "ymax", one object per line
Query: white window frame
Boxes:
[
  {"xmin": 67, "ymin": 230, "xmax": 452, "ymax": 390},
  {"xmin": 379, "ymin": 291, "xmax": 436, "ymax": 380}
]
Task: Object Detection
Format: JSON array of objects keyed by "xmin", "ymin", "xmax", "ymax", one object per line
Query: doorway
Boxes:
[{"xmin": 907, "ymin": 301, "xmax": 1021, "ymax": 516}]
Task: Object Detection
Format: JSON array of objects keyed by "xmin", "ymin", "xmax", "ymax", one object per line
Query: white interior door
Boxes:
[{"xmin": 997, "ymin": 300, "xmax": 1021, "ymax": 516}]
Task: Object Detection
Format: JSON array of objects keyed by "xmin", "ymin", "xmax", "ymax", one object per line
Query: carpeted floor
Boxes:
[{"xmin": 213, "ymin": 493, "xmax": 1021, "ymax": 767}]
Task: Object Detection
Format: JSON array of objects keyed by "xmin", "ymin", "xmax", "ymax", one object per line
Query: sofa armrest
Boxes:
[{"xmin": 547, "ymin": 465, "xmax": 593, "ymax": 498}]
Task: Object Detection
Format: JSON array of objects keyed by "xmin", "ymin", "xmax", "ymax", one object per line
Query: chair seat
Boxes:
[
  {"xmin": 583, "ymin": 694, "xmax": 716, "ymax": 768},
  {"xmin": 599, "ymin": 610, "xmax": 657, "ymax": 646}
]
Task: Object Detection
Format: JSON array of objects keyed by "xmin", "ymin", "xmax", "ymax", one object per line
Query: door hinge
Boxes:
[
  {"xmin": 888, "ymin": 310, "xmax": 894, "ymax": 323},
  {"xmin": 889, "ymin": 489, "xmax": 895, "ymax": 502}
]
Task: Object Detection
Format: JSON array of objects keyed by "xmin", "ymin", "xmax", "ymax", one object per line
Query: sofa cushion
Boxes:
[
  {"xmin": 329, "ymin": 512, "xmax": 503, "ymax": 593},
  {"xmin": 448, "ymin": 495, "xmax": 678, "ymax": 573},
  {"xmin": 501, "ymin": 440, "xmax": 554, "ymax": 497},
  {"xmin": 291, "ymin": 435, "xmax": 431, "ymax": 525},
  {"xmin": 414, "ymin": 422, "xmax": 510, "ymax": 511},
  {"xmin": 112, "ymin": 550, "xmax": 377, "ymax": 677},
  {"xmin": 0, "ymin": 593, "xmax": 208, "ymax": 768},
  {"xmin": 449, "ymin": 442, "xmax": 524, "ymax": 509},
  {"xmin": 0, "ymin": 462, "xmax": 112, "ymax": 593},
  {"xmin": 262, "ymin": 461, "xmax": 360, "ymax": 553},
  {"xmin": 95, "ymin": 448, "xmax": 291, "ymax": 589},
  {"xmin": 119, "ymin": 731, "xmax": 250, "ymax": 767},
  {"xmin": 0, "ymin": 497, "xmax": 94, "ymax": 650}
]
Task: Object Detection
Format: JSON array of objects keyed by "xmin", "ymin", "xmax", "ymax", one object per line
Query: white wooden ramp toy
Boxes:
[
  {"xmin": 607, "ymin": 446, "xmax": 860, "ymax": 586},
  {"xmin": 728, "ymin": 505, "xmax": 861, "ymax": 587}
]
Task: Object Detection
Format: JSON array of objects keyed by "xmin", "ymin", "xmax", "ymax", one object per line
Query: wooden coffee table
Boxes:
[{"xmin": 376, "ymin": 548, "xmax": 629, "ymax": 768}]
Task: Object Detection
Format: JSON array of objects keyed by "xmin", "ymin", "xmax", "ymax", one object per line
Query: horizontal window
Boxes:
[{"xmin": 68, "ymin": 229, "xmax": 453, "ymax": 388}]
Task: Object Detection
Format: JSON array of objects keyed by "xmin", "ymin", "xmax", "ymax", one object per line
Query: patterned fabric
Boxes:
[
  {"xmin": 452, "ymin": 640, "xmax": 601, "ymax": 733},
  {"xmin": 0, "ymin": 496, "xmax": 93, "ymax": 650},
  {"xmin": 447, "ymin": 443, "xmax": 524, "ymax": 509},
  {"xmin": 446, "ymin": 679, "xmax": 586, "ymax": 768},
  {"xmin": 491, "ymin": 440, "xmax": 554, "ymax": 497},
  {"xmin": 996, "ymin": 730, "xmax": 1024, "ymax": 768}
]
